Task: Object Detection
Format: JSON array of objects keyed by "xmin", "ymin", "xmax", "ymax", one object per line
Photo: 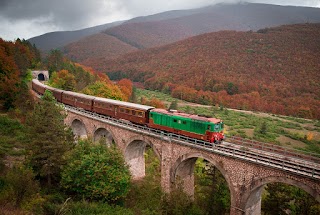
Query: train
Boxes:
[{"xmin": 32, "ymin": 79, "xmax": 225, "ymax": 143}]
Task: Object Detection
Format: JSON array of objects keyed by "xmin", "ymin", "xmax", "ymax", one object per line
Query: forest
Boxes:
[
  {"xmin": 99, "ymin": 23, "xmax": 320, "ymax": 120},
  {"xmin": 1, "ymin": 38, "xmax": 320, "ymax": 214}
]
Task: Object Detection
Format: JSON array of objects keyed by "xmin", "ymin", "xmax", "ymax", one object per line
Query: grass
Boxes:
[{"xmin": 135, "ymin": 88, "xmax": 320, "ymax": 155}]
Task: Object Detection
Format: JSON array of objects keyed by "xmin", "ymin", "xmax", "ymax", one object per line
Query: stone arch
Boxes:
[
  {"xmin": 241, "ymin": 176, "xmax": 320, "ymax": 214},
  {"xmin": 124, "ymin": 137, "xmax": 161, "ymax": 180},
  {"xmin": 171, "ymin": 152, "xmax": 235, "ymax": 210},
  {"xmin": 70, "ymin": 119, "xmax": 87, "ymax": 139},
  {"xmin": 38, "ymin": 73, "xmax": 45, "ymax": 81},
  {"xmin": 93, "ymin": 127, "xmax": 115, "ymax": 147}
]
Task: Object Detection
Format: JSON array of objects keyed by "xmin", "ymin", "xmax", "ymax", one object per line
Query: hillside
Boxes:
[
  {"xmin": 63, "ymin": 3, "xmax": 320, "ymax": 64},
  {"xmin": 64, "ymin": 33, "xmax": 138, "ymax": 63},
  {"xmin": 28, "ymin": 21, "xmax": 124, "ymax": 52},
  {"xmin": 101, "ymin": 23, "xmax": 320, "ymax": 119}
]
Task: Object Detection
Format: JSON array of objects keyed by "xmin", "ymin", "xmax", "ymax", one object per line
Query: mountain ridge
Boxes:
[{"xmin": 63, "ymin": 3, "xmax": 320, "ymax": 65}]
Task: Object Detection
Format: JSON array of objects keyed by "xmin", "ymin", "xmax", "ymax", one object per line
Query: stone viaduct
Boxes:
[{"xmin": 64, "ymin": 108, "xmax": 320, "ymax": 215}]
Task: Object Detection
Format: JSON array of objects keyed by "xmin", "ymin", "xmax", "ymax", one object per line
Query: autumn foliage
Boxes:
[
  {"xmin": 140, "ymin": 96, "xmax": 166, "ymax": 108},
  {"xmin": 0, "ymin": 38, "xmax": 40, "ymax": 111},
  {"xmin": 101, "ymin": 24, "xmax": 320, "ymax": 119},
  {"xmin": 81, "ymin": 81, "xmax": 125, "ymax": 101},
  {"xmin": 50, "ymin": 69, "xmax": 76, "ymax": 91},
  {"xmin": 44, "ymin": 50, "xmax": 131, "ymax": 101}
]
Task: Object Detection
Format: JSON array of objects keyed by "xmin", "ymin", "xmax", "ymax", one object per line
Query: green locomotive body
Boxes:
[{"xmin": 149, "ymin": 109, "xmax": 224, "ymax": 143}]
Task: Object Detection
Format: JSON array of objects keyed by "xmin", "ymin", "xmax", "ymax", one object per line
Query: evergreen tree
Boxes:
[
  {"xmin": 129, "ymin": 86, "xmax": 137, "ymax": 103},
  {"xmin": 259, "ymin": 121, "xmax": 268, "ymax": 134},
  {"xmin": 25, "ymin": 90, "xmax": 74, "ymax": 187},
  {"xmin": 46, "ymin": 49, "xmax": 64, "ymax": 75},
  {"xmin": 168, "ymin": 100, "xmax": 178, "ymax": 110}
]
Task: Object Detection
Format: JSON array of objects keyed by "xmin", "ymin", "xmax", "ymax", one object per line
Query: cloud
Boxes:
[{"xmin": 0, "ymin": 0, "xmax": 319, "ymax": 41}]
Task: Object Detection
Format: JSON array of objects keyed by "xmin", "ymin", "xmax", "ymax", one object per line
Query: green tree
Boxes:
[
  {"xmin": 0, "ymin": 116, "xmax": 26, "ymax": 171},
  {"xmin": 25, "ymin": 90, "xmax": 74, "ymax": 187},
  {"xmin": 162, "ymin": 181, "xmax": 202, "ymax": 215},
  {"xmin": 262, "ymin": 183, "xmax": 320, "ymax": 215},
  {"xmin": 262, "ymin": 183, "xmax": 294, "ymax": 215},
  {"xmin": 0, "ymin": 164, "xmax": 41, "ymax": 208},
  {"xmin": 194, "ymin": 160, "xmax": 230, "ymax": 214},
  {"xmin": 168, "ymin": 100, "xmax": 178, "ymax": 110},
  {"xmin": 259, "ymin": 121, "xmax": 267, "ymax": 134},
  {"xmin": 61, "ymin": 139, "xmax": 131, "ymax": 203},
  {"xmin": 226, "ymin": 82, "xmax": 238, "ymax": 95},
  {"xmin": 46, "ymin": 49, "xmax": 64, "ymax": 75},
  {"xmin": 129, "ymin": 86, "xmax": 137, "ymax": 103}
]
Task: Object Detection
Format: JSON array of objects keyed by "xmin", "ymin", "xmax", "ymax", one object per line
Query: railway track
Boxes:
[{"xmin": 65, "ymin": 105, "xmax": 320, "ymax": 180}]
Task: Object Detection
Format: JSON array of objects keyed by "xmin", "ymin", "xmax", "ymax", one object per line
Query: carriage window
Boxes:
[
  {"xmin": 183, "ymin": 121, "xmax": 186, "ymax": 124},
  {"xmin": 132, "ymin": 110, "xmax": 136, "ymax": 115},
  {"xmin": 173, "ymin": 119, "xmax": 177, "ymax": 123},
  {"xmin": 120, "ymin": 108, "xmax": 124, "ymax": 112},
  {"xmin": 207, "ymin": 125, "xmax": 211, "ymax": 130},
  {"xmin": 125, "ymin": 109, "xmax": 130, "ymax": 114},
  {"xmin": 138, "ymin": 112, "xmax": 143, "ymax": 117}
]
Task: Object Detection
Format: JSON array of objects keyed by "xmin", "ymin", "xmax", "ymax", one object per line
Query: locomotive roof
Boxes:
[
  {"xmin": 94, "ymin": 97, "xmax": 155, "ymax": 111},
  {"xmin": 151, "ymin": 109, "xmax": 222, "ymax": 123}
]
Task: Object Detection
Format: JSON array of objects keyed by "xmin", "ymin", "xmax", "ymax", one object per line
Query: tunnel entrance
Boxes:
[{"xmin": 38, "ymin": 73, "xmax": 45, "ymax": 81}]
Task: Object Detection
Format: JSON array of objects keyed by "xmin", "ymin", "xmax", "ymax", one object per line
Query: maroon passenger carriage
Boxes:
[
  {"xmin": 62, "ymin": 91, "xmax": 95, "ymax": 111},
  {"xmin": 32, "ymin": 79, "xmax": 154, "ymax": 125},
  {"xmin": 32, "ymin": 79, "xmax": 63, "ymax": 102},
  {"xmin": 93, "ymin": 97, "xmax": 154, "ymax": 125}
]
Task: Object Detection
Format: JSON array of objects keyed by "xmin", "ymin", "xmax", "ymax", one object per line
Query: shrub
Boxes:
[{"xmin": 61, "ymin": 140, "xmax": 131, "ymax": 203}]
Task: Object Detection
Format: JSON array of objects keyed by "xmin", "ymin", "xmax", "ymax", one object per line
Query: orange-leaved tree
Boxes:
[
  {"xmin": 50, "ymin": 69, "xmax": 76, "ymax": 91},
  {"xmin": 117, "ymin": 78, "xmax": 133, "ymax": 101},
  {"xmin": 81, "ymin": 81, "xmax": 125, "ymax": 101}
]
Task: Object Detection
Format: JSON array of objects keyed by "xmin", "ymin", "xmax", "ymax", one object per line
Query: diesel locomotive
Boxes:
[{"xmin": 32, "ymin": 79, "xmax": 224, "ymax": 143}]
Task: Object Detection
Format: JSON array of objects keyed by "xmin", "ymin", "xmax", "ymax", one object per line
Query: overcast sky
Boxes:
[{"xmin": 0, "ymin": 0, "xmax": 319, "ymax": 41}]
